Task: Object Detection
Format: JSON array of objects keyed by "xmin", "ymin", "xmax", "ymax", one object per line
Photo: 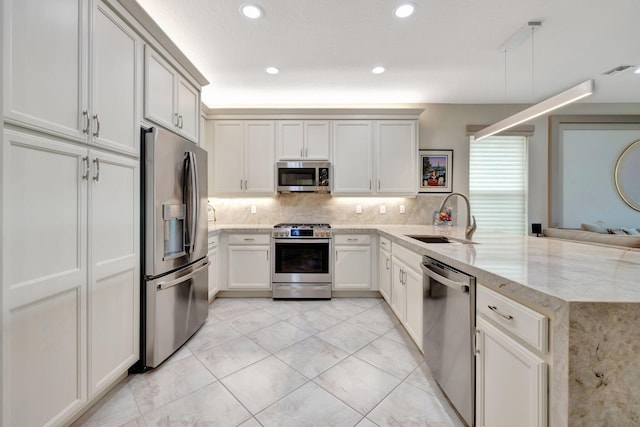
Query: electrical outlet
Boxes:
[
  {"xmin": 356, "ymin": 205, "xmax": 362, "ymax": 214},
  {"xmin": 250, "ymin": 205, "xmax": 257, "ymax": 214},
  {"xmin": 400, "ymin": 205, "xmax": 406, "ymax": 214},
  {"xmin": 380, "ymin": 205, "xmax": 386, "ymax": 214}
]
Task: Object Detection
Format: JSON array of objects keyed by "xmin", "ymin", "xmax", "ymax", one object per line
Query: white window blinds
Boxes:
[{"xmin": 469, "ymin": 135, "xmax": 528, "ymax": 235}]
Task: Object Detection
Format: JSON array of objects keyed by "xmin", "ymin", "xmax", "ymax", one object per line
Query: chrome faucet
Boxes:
[
  {"xmin": 207, "ymin": 203, "xmax": 217, "ymax": 224},
  {"xmin": 437, "ymin": 192, "xmax": 476, "ymax": 241}
]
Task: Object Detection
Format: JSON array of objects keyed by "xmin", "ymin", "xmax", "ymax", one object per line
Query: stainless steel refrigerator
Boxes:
[{"xmin": 140, "ymin": 127, "xmax": 208, "ymax": 369}]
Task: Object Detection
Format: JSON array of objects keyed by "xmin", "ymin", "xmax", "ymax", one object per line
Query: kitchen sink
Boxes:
[{"xmin": 405, "ymin": 235, "xmax": 477, "ymax": 245}]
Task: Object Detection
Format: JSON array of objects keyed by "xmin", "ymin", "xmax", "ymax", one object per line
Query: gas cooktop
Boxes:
[{"xmin": 272, "ymin": 223, "xmax": 332, "ymax": 238}]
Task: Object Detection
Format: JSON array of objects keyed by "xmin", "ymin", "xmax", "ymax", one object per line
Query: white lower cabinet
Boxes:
[
  {"xmin": 208, "ymin": 234, "xmax": 219, "ymax": 300},
  {"xmin": 378, "ymin": 237, "xmax": 392, "ymax": 303},
  {"xmin": 334, "ymin": 234, "xmax": 373, "ymax": 290},
  {"xmin": 227, "ymin": 234, "xmax": 271, "ymax": 290},
  {"xmin": 389, "ymin": 243, "xmax": 423, "ymax": 349},
  {"xmin": 475, "ymin": 285, "xmax": 548, "ymax": 427},
  {"xmin": 3, "ymin": 129, "xmax": 139, "ymax": 426}
]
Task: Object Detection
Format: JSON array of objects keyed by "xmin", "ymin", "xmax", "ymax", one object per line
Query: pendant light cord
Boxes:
[
  {"xmin": 531, "ymin": 25, "xmax": 535, "ymax": 98},
  {"xmin": 504, "ymin": 48, "xmax": 508, "ymax": 116}
]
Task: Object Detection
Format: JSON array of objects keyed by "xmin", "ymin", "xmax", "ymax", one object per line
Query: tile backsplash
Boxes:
[{"xmin": 208, "ymin": 193, "xmax": 461, "ymax": 226}]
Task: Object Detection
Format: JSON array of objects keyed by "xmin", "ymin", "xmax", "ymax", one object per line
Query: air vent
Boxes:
[{"xmin": 602, "ymin": 65, "xmax": 635, "ymax": 75}]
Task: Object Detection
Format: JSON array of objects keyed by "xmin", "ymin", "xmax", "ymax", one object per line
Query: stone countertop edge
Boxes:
[{"xmin": 207, "ymin": 223, "xmax": 640, "ymax": 308}]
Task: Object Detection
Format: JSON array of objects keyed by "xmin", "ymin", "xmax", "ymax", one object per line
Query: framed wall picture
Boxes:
[{"xmin": 419, "ymin": 149, "xmax": 453, "ymax": 193}]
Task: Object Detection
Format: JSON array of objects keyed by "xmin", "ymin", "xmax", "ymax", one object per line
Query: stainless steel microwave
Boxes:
[{"xmin": 277, "ymin": 161, "xmax": 331, "ymax": 193}]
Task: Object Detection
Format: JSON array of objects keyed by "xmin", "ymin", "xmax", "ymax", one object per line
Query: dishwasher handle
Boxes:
[{"xmin": 421, "ymin": 263, "xmax": 470, "ymax": 294}]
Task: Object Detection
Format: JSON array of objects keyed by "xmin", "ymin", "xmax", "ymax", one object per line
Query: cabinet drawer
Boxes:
[
  {"xmin": 228, "ymin": 234, "xmax": 270, "ymax": 245},
  {"xmin": 391, "ymin": 242, "xmax": 422, "ymax": 273},
  {"xmin": 379, "ymin": 236, "xmax": 391, "ymax": 251},
  {"xmin": 477, "ymin": 285, "xmax": 548, "ymax": 353},
  {"xmin": 207, "ymin": 234, "xmax": 219, "ymax": 248},
  {"xmin": 334, "ymin": 234, "xmax": 371, "ymax": 245}
]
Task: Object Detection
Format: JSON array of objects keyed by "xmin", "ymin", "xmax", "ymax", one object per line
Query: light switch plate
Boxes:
[
  {"xmin": 356, "ymin": 205, "xmax": 362, "ymax": 214},
  {"xmin": 251, "ymin": 205, "xmax": 257, "ymax": 214},
  {"xmin": 380, "ymin": 205, "xmax": 386, "ymax": 214}
]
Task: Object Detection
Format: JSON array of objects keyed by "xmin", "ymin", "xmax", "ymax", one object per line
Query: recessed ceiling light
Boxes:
[
  {"xmin": 265, "ymin": 66, "xmax": 279, "ymax": 75},
  {"xmin": 240, "ymin": 4, "xmax": 263, "ymax": 19},
  {"xmin": 394, "ymin": 2, "xmax": 415, "ymax": 18},
  {"xmin": 371, "ymin": 66, "xmax": 386, "ymax": 74}
]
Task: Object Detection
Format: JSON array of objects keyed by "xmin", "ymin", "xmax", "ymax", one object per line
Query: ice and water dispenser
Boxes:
[{"xmin": 162, "ymin": 203, "xmax": 186, "ymax": 259}]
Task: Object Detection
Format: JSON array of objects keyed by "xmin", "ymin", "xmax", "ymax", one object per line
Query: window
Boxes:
[{"xmin": 469, "ymin": 135, "xmax": 528, "ymax": 235}]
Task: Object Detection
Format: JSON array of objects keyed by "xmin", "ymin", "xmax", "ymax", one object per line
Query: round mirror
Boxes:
[{"xmin": 614, "ymin": 140, "xmax": 640, "ymax": 212}]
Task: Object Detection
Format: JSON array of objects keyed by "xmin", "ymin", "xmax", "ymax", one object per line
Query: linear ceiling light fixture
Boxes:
[{"xmin": 474, "ymin": 79, "xmax": 594, "ymax": 141}]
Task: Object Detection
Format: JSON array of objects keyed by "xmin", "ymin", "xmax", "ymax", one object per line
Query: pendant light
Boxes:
[{"xmin": 474, "ymin": 22, "xmax": 594, "ymax": 141}]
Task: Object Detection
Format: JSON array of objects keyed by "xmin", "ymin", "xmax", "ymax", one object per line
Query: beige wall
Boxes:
[
  {"xmin": 203, "ymin": 102, "xmax": 640, "ymax": 229},
  {"xmin": 418, "ymin": 103, "xmax": 640, "ymax": 229}
]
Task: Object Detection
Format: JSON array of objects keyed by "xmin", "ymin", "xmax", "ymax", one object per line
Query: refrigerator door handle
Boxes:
[
  {"xmin": 156, "ymin": 260, "xmax": 209, "ymax": 290},
  {"xmin": 184, "ymin": 151, "xmax": 199, "ymax": 254}
]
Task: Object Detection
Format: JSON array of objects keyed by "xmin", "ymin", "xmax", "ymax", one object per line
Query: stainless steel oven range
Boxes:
[{"xmin": 272, "ymin": 223, "xmax": 332, "ymax": 299}]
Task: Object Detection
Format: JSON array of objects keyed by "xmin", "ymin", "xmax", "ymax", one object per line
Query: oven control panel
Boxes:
[{"xmin": 272, "ymin": 224, "xmax": 332, "ymax": 239}]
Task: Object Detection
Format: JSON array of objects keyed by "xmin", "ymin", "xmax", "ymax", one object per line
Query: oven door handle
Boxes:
[
  {"xmin": 421, "ymin": 264, "xmax": 470, "ymax": 294},
  {"xmin": 272, "ymin": 239, "xmax": 331, "ymax": 244}
]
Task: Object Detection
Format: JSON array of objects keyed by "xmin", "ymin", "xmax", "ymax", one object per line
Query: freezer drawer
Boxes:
[{"xmin": 145, "ymin": 258, "xmax": 208, "ymax": 368}]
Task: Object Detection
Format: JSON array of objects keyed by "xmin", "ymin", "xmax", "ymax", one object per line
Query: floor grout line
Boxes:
[{"xmin": 79, "ymin": 297, "xmax": 458, "ymax": 426}]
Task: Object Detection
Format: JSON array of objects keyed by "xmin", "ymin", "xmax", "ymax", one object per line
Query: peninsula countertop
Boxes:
[{"xmin": 208, "ymin": 222, "xmax": 640, "ymax": 305}]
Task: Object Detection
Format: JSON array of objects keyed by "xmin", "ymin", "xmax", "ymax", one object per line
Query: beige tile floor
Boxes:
[{"xmin": 74, "ymin": 297, "xmax": 465, "ymax": 427}]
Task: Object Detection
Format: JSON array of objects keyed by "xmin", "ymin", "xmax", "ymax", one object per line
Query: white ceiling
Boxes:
[{"xmin": 136, "ymin": 0, "xmax": 640, "ymax": 108}]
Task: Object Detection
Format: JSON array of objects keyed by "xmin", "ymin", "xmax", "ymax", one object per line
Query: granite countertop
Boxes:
[{"xmin": 208, "ymin": 222, "xmax": 640, "ymax": 305}]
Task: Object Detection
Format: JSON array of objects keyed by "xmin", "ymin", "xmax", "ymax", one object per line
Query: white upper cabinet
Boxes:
[
  {"xmin": 4, "ymin": 0, "xmax": 86, "ymax": 140},
  {"xmin": 212, "ymin": 121, "xmax": 275, "ymax": 196},
  {"xmin": 332, "ymin": 121, "xmax": 374, "ymax": 194},
  {"xmin": 177, "ymin": 78, "xmax": 199, "ymax": 142},
  {"xmin": 212, "ymin": 121, "xmax": 244, "ymax": 194},
  {"xmin": 245, "ymin": 122, "xmax": 277, "ymax": 193},
  {"xmin": 3, "ymin": 0, "xmax": 140, "ymax": 156},
  {"xmin": 276, "ymin": 120, "xmax": 330, "ymax": 160},
  {"xmin": 332, "ymin": 120, "xmax": 417, "ymax": 196},
  {"xmin": 376, "ymin": 121, "xmax": 417, "ymax": 195},
  {"xmin": 90, "ymin": 1, "xmax": 140, "ymax": 155},
  {"xmin": 144, "ymin": 46, "xmax": 200, "ymax": 143}
]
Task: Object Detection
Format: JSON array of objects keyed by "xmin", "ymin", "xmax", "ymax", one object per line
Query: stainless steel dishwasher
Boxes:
[{"xmin": 422, "ymin": 255, "xmax": 476, "ymax": 427}]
